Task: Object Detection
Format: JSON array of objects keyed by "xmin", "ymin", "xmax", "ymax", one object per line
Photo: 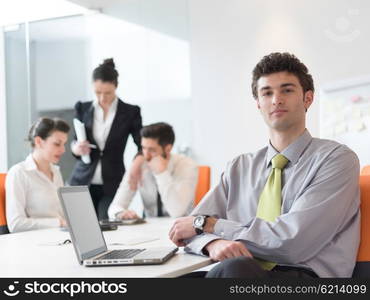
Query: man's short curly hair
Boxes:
[
  {"xmin": 251, "ymin": 52, "xmax": 314, "ymax": 99},
  {"xmin": 140, "ymin": 122, "xmax": 175, "ymax": 147}
]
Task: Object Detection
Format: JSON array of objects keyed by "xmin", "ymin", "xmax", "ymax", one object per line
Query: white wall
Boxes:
[
  {"xmin": 0, "ymin": 30, "xmax": 7, "ymax": 172},
  {"xmin": 0, "ymin": 0, "xmax": 87, "ymax": 26},
  {"xmin": 31, "ymin": 39, "xmax": 90, "ymax": 111},
  {"xmin": 5, "ymin": 0, "xmax": 370, "ymax": 181},
  {"xmin": 70, "ymin": 0, "xmax": 189, "ymax": 40},
  {"xmin": 86, "ymin": 13, "xmax": 191, "ymax": 105},
  {"xmin": 84, "ymin": 12, "xmax": 192, "ymax": 167},
  {"xmin": 188, "ymin": 0, "xmax": 370, "ymax": 184}
]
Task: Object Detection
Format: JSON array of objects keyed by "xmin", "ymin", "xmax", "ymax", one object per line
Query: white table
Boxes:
[{"xmin": 0, "ymin": 218, "xmax": 213, "ymax": 278}]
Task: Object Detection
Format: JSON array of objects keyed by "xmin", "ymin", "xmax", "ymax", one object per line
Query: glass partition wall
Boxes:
[
  {"xmin": 4, "ymin": 0, "xmax": 191, "ymax": 182},
  {"xmin": 4, "ymin": 23, "xmax": 30, "ymax": 169}
]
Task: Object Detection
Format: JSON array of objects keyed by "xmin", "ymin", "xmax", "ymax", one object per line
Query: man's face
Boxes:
[
  {"xmin": 256, "ymin": 71, "xmax": 313, "ymax": 132},
  {"xmin": 141, "ymin": 137, "xmax": 172, "ymax": 161}
]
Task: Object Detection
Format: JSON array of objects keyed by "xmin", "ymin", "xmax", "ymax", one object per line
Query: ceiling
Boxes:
[
  {"xmin": 0, "ymin": 0, "xmax": 88, "ymax": 26},
  {"xmin": 2, "ymin": 0, "xmax": 189, "ymax": 42}
]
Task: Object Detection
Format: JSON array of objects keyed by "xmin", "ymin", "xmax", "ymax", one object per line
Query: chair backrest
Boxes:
[
  {"xmin": 361, "ymin": 165, "xmax": 370, "ymax": 175},
  {"xmin": 194, "ymin": 166, "xmax": 211, "ymax": 206},
  {"xmin": 0, "ymin": 173, "xmax": 9, "ymax": 234},
  {"xmin": 352, "ymin": 175, "xmax": 370, "ymax": 277}
]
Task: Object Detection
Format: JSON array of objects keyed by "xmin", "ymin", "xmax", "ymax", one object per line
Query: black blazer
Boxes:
[{"xmin": 68, "ymin": 99, "xmax": 142, "ymax": 197}]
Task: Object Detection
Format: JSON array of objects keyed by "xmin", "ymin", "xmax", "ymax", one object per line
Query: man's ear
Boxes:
[
  {"xmin": 303, "ymin": 90, "xmax": 314, "ymax": 112},
  {"xmin": 256, "ymin": 98, "xmax": 261, "ymax": 110},
  {"xmin": 164, "ymin": 144, "xmax": 173, "ymax": 156}
]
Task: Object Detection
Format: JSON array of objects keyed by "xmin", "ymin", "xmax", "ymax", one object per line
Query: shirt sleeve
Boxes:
[
  {"xmin": 154, "ymin": 158, "xmax": 198, "ymax": 218},
  {"xmin": 5, "ymin": 168, "xmax": 60, "ymax": 233},
  {"xmin": 108, "ymin": 173, "xmax": 136, "ymax": 219},
  {"xmin": 212, "ymin": 147, "xmax": 361, "ymax": 265}
]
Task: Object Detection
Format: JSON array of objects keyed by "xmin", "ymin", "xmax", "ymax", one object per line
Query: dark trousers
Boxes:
[
  {"xmin": 89, "ymin": 184, "xmax": 113, "ymax": 220},
  {"xmin": 182, "ymin": 257, "xmax": 318, "ymax": 278}
]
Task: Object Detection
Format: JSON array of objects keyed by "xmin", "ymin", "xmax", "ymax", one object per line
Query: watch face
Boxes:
[{"xmin": 194, "ymin": 216, "xmax": 204, "ymax": 227}]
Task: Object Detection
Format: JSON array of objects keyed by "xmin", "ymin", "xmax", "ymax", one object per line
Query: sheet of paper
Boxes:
[
  {"xmin": 349, "ymin": 120, "xmax": 366, "ymax": 132},
  {"xmin": 335, "ymin": 112, "xmax": 346, "ymax": 123},
  {"xmin": 109, "ymin": 236, "xmax": 160, "ymax": 246},
  {"xmin": 351, "ymin": 108, "xmax": 362, "ymax": 119},
  {"xmin": 364, "ymin": 106, "xmax": 370, "ymax": 116},
  {"xmin": 73, "ymin": 118, "xmax": 91, "ymax": 164}
]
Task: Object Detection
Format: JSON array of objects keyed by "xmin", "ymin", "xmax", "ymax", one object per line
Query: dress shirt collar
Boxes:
[
  {"xmin": 24, "ymin": 154, "xmax": 38, "ymax": 171},
  {"xmin": 93, "ymin": 97, "xmax": 118, "ymax": 115},
  {"xmin": 266, "ymin": 129, "xmax": 312, "ymax": 168},
  {"xmin": 24, "ymin": 154, "xmax": 59, "ymax": 182}
]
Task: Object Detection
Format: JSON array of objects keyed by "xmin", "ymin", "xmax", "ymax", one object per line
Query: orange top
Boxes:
[
  {"xmin": 0, "ymin": 173, "xmax": 7, "ymax": 226},
  {"xmin": 357, "ymin": 175, "xmax": 370, "ymax": 261}
]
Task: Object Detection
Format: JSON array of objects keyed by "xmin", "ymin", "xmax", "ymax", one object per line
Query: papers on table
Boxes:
[{"xmin": 109, "ymin": 236, "xmax": 160, "ymax": 246}]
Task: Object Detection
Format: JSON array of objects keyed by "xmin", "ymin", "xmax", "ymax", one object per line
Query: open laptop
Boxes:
[{"xmin": 58, "ymin": 186, "xmax": 178, "ymax": 266}]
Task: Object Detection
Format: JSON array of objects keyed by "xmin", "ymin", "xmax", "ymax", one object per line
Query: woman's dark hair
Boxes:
[
  {"xmin": 251, "ymin": 52, "xmax": 314, "ymax": 99},
  {"xmin": 140, "ymin": 122, "xmax": 175, "ymax": 147},
  {"xmin": 92, "ymin": 58, "xmax": 119, "ymax": 86},
  {"xmin": 28, "ymin": 117, "xmax": 70, "ymax": 147}
]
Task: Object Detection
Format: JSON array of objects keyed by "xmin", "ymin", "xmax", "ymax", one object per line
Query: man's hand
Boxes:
[
  {"xmin": 169, "ymin": 216, "xmax": 196, "ymax": 247},
  {"xmin": 148, "ymin": 155, "xmax": 169, "ymax": 174},
  {"xmin": 72, "ymin": 140, "xmax": 91, "ymax": 156},
  {"xmin": 116, "ymin": 210, "xmax": 139, "ymax": 220},
  {"xmin": 128, "ymin": 155, "xmax": 145, "ymax": 190},
  {"xmin": 205, "ymin": 240, "xmax": 253, "ymax": 261}
]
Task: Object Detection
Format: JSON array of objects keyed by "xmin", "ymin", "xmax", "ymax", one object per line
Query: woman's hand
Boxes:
[{"xmin": 72, "ymin": 140, "xmax": 91, "ymax": 156}]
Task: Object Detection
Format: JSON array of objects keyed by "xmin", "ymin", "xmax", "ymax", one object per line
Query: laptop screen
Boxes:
[{"xmin": 58, "ymin": 186, "xmax": 107, "ymax": 262}]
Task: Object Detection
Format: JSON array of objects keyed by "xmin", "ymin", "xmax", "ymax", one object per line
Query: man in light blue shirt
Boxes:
[{"xmin": 169, "ymin": 52, "xmax": 360, "ymax": 278}]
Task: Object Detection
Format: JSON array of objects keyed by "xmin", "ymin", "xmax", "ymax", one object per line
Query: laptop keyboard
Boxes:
[{"xmin": 96, "ymin": 249, "xmax": 146, "ymax": 260}]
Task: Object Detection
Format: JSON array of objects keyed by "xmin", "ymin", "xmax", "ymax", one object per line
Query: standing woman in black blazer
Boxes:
[{"xmin": 69, "ymin": 58, "xmax": 142, "ymax": 219}]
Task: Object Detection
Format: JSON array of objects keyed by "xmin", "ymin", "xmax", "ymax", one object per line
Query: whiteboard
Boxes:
[{"xmin": 320, "ymin": 76, "xmax": 370, "ymax": 168}]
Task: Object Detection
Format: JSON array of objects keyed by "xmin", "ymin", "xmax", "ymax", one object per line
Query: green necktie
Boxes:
[{"xmin": 255, "ymin": 153, "xmax": 289, "ymax": 270}]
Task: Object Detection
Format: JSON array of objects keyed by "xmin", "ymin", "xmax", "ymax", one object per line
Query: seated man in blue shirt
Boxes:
[{"xmin": 169, "ymin": 52, "xmax": 360, "ymax": 278}]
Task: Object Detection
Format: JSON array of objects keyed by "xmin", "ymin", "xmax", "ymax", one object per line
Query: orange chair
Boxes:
[
  {"xmin": 352, "ymin": 175, "xmax": 370, "ymax": 277},
  {"xmin": 194, "ymin": 166, "xmax": 211, "ymax": 206},
  {"xmin": 361, "ymin": 166, "xmax": 370, "ymax": 175},
  {"xmin": 0, "ymin": 173, "xmax": 9, "ymax": 234}
]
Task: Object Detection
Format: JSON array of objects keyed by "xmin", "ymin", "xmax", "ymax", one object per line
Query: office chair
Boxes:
[
  {"xmin": 0, "ymin": 173, "xmax": 9, "ymax": 234},
  {"xmin": 361, "ymin": 165, "xmax": 370, "ymax": 175},
  {"xmin": 194, "ymin": 166, "xmax": 211, "ymax": 206},
  {"xmin": 352, "ymin": 175, "xmax": 370, "ymax": 277}
]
